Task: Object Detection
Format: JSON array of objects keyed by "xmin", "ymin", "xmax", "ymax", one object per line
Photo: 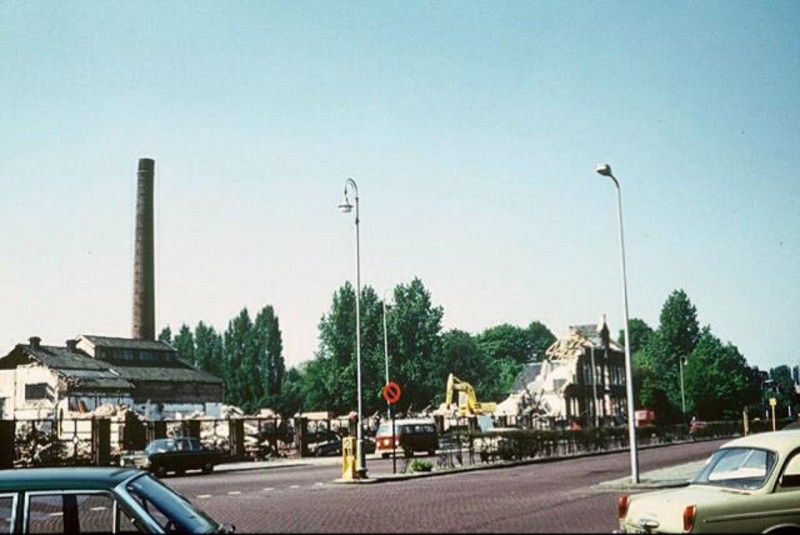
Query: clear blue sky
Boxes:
[{"xmin": 2, "ymin": 1, "xmax": 798, "ymax": 373}]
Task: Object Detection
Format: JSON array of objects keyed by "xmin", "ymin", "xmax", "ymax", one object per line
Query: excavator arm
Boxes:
[{"xmin": 444, "ymin": 373, "xmax": 497, "ymax": 416}]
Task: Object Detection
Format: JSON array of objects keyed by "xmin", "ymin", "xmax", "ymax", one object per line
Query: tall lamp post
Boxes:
[
  {"xmin": 679, "ymin": 356, "xmax": 687, "ymax": 421},
  {"xmin": 596, "ymin": 163, "xmax": 639, "ymax": 484},
  {"xmin": 382, "ymin": 289, "xmax": 393, "ymax": 387},
  {"xmin": 338, "ymin": 178, "xmax": 367, "ymax": 478}
]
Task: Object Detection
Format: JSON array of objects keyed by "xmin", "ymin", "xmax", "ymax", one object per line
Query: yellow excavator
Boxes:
[{"xmin": 442, "ymin": 373, "xmax": 497, "ymax": 416}]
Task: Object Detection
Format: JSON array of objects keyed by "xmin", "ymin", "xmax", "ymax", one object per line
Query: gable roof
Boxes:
[{"xmin": 114, "ymin": 365, "xmax": 222, "ymax": 384}]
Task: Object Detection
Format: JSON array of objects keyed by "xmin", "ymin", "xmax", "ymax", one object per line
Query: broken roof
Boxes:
[
  {"xmin": 0, "ymin": 343, "xmax": 135, "ymax": 391},
  {"xmin": 545, "ymin": 320, "xmax": 623, "ymax": 361},
  {"xmin": 0, "ymin": 335, "xmax": 221, "ymax": 388}
]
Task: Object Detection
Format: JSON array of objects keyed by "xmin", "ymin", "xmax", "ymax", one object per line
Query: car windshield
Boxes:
[
  {"xmin": 376, "ymin": 423, "xmax": 396, "ymax": 436},
  {"xmin": 125, "ymin": 473, "xmax": 221, "ymax": 533},
  {"xmin": 692, "ymin": 447, "xmax": 777, "ymax": 490}
]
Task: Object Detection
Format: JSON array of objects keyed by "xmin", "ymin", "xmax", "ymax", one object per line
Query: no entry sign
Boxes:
[{"xmin": 383, "ymin": 382, "xmax": 402, "ymax": 405}]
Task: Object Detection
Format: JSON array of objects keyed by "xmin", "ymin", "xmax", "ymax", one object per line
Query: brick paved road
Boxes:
[{"xmin": 167, "ymin": 440, "xmax": 724, "ymax": 533}]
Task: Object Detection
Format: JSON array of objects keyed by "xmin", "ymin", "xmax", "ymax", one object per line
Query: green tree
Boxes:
[
  {"xmin": 769, "ymin": 365, "xmax": 795, "ymax": 418},
  {"xmin": 684, "ymin": 328, "xmax": 750, "ymax": 420},
  {"xmin": 476, "ymin": 324, "xmax": 531, "ymax": 365},
  {"xmin": 618, "ymin": 318, "xmax": 654, "ymax": 355},
  {"xmin": 223, "ymin": 308, "xmax": 256, "ymax": 411},
  {"xmin": 194, "ymin": 321, "xmax": 224, "ymax": 377},
  {"xmin": 429, "ymin": 329, "xmax": 491, "ymax": 405},
  {"xmin": 158, "ymin": 326, "xmax": 172, "ymax": 345},
  {"xmin": 526, "ymin": 321, "xmax": 556, "ymax": 362},
  {"xmin": 388, "ymin": 278, "xmax": 444, "ymax": 414},
  {"xmin": 636, "ymin": 290, "xmax": 701, "ymax": 422},
  {"xmin": 275, "ymin": 365, "xmax": 305, "ymax": 417},
  {"xmin": 313, "ymin": 282, "xmax": 384, "ymax": 415},
  {"xmin": 253, "ymin": 305, "xmax": 285, "ymax": 408},
  {"xmin": 172, "ymin": 324, "xmax": 196, "ymax": 366}
]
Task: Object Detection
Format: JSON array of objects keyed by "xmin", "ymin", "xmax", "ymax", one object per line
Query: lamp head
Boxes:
[
  {"xmin": 338, "ymin": 191, "xmax": 353, "ymax": 213},
  {"xmin": 596, "ymin": 163, "xmax": 614, "ymax": 177}
]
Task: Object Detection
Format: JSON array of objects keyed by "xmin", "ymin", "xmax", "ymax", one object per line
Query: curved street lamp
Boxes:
[
  {"xmin": 595, "ymin": 163, "xmax": 639, "ymax": 484},
  {"xmin": 338, "ymin": 178, "xmax": 367, "ymax": 478}
]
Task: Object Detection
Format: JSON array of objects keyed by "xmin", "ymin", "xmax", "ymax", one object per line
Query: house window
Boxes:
[{"xmin": 25, "ymin": 383, "xmax": 53, "ymax": 402}]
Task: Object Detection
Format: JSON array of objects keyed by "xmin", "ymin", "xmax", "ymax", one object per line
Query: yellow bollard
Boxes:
[{"xmin": 341, "ymin": 437, "xmax": 358, "ymax": 480}]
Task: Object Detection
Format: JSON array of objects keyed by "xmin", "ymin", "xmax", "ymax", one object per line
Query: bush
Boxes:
[{"xmin": 409, "ymin": 459, "xmax": 433, "ymax": 472}]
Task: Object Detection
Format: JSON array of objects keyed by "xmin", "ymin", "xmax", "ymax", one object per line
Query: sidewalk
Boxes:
[{"xmin": 214, "ymin": 450, "xmax": 707, "ymax": 490}]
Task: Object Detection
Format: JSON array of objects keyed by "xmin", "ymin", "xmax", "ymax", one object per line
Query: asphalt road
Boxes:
[{"xmin": 165, "ymin": 440, "xmax": 725, "ymax": 533}]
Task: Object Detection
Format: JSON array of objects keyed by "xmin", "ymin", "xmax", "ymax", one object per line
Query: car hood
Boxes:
[{"xmin": 624, "ymin": 485, "xmax": 752, "ymax": 533}]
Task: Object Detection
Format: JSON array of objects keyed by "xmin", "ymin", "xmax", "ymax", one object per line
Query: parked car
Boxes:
[
  {"xmin": 120, "ymin": 437, "xmax": 224, "ymax": 477},
  {"xmin": 616, "ymin": 429, "xmax": 800, "ymax": 533},
  {"xmin": 307, "ymin": 429, "xmax": 343, "ymax": 457},
  {"xmin": 0, "ymin": 466, "xmax": 233, "ymax": 533},
  {"xmin": 376, "ymin": 419, "xmax": 438, "ymax": 458}
]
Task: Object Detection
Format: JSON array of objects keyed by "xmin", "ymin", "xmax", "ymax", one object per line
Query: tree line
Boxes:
[
  {"xmin": 159, "ymin": 277, "xmax": 554, "ymax": 417},
  {"xmin": 626, "ymin": 289, "xmax": 797, "ymax": 423},
  {"xmin": 160, "ymin": 281, "xmax": 798, "ymax": 424}
]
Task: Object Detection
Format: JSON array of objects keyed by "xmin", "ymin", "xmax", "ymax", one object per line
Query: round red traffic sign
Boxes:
[{"xmin": 383, "ymin": 382, "xmax": 402, "ymax": 405}]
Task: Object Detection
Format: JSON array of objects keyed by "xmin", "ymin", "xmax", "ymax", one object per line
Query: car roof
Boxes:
[
  {"xmin": 0, "ymin": 467, "xmax": 142, "ymax": 492},
  {"xmin": 722, "ymin": 429, "xmax": 800, "ymax": 455}
]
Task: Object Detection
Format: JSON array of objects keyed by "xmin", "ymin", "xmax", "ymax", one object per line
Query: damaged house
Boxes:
[
  {"xmin": 0, "ymin": 335, "xmax": 223, "ymax": 420},
  {"xmin": 495, "ymin": 317, "xmax": 628, "ymax": 428}
]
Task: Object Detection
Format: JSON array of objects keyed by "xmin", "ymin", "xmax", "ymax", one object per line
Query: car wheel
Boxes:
[
  {"xmin": 381, "ymin": 453, "xmax": 389, "ymax": 459},
  {"xmin": 153, "ymin": 464, "xmax": 167, "ymax": 478},
  {"xmin": 202, "ymin": 463, "xmax": 214, "ymax": 474},
  {"xmin": 427, "ymin": 450, "xmax": 436, "ymax": 456},
  {"xmin": 176, "ymin": 468, "xmax": 185, "ymax": 477}
]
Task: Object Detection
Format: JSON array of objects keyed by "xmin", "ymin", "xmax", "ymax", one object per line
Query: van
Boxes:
[{"xmin": 375, "ymin": 418, "xmax": 438, "ymax": 458}]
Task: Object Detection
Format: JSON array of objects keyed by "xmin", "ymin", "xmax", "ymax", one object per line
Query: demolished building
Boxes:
[
  {"xmin": 495, "ymin": 317, "xmax": 628, "ymax": 429},
  {"xmin": 0, "ymin": 335, "xmax": 223, "ymax": 420}
]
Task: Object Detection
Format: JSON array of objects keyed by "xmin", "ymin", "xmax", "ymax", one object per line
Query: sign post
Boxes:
[
  {"xmin": 383, "ymin": 382, "xmax": 402, "ymax": 474},
  {"xmin": 770, "ymin": 397, "xmax": 777, "ymax": 432}
]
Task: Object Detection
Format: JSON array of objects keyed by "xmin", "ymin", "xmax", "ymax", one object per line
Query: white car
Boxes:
[{"xmin": 616, "ymin": 430, "xmax": 800, "ymax": 533}]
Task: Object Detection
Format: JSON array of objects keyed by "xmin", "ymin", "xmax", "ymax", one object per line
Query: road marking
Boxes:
[
  {"xmin": 197, "ymin": 494, "xmax": 212, "ymax": 499},
  {"xmin": 228, "ymin": 491, "xmax": 242, "ymax": 495},
  {"xmin": 314, "ymin": 482, "xmax": 325, "ymax": 486},
  {"xmin": 262, "ymin": 487, "xmax": 274, "ymax": 491},
  {"xmin": 289, "ymin": 485, "xmax": 300, "ymax": 489}
]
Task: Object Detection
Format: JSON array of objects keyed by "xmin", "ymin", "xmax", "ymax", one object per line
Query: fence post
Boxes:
[
  {"xmin": 92, "ymin": 418, "xmax": 111, "ymax": 466},
  {"xmin": 230, "ymin": 419, "xmax": 245, "ymax": 459},
  {"xmin": 294, "ymin": 416, "xmax": 308, "ymax": 457},
  {"xmin": 0, "ymin": 420, "xmax": 14, "ymax": 469},
  {"xmin": 188, "ymin": 420, "xmax": 201, "ymax": 439}
]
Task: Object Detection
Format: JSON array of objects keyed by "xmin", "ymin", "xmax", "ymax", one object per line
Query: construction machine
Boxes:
[{"xmin": 441, "ymin": 373, "xmax": 497, "ymax": 416}]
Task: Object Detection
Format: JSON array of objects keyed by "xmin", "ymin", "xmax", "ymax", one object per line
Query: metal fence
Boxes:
[{"xmin": 3, "ymin": 414, "xmax": 789, "ymax": 470}]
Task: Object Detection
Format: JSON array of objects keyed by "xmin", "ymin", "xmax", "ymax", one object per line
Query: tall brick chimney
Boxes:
[{"xmin": 132, "ymin": 158, "xmax": 156, "ymax": 340}]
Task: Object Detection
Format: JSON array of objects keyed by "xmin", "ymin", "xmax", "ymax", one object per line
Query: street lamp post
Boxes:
[
  {"xmin": 338, "ymin": 178, "xmax": 367, "ymax": 478},
  {"xmin": 382, "ymin": 288, "xmax": 397, "ymax": 474},
  {"xmin": 679, "ymin": 356, "xmax": 687, "ymax": 421},
  {"xmin": 382, "ymin": 289, "xmax": 393, "ymax": 387},
  {"xmin": 596, "ymin": 163, "xmax": 639, "ymax": 484}
]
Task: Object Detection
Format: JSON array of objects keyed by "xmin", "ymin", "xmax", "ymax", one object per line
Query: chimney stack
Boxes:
[
  {"xmin": 29, "ymin": 336, "xmax": 41, "ymax": 349},
  {"xmin": 133, "ymin": 158, "xmax": 156, "ymax": 340}
]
